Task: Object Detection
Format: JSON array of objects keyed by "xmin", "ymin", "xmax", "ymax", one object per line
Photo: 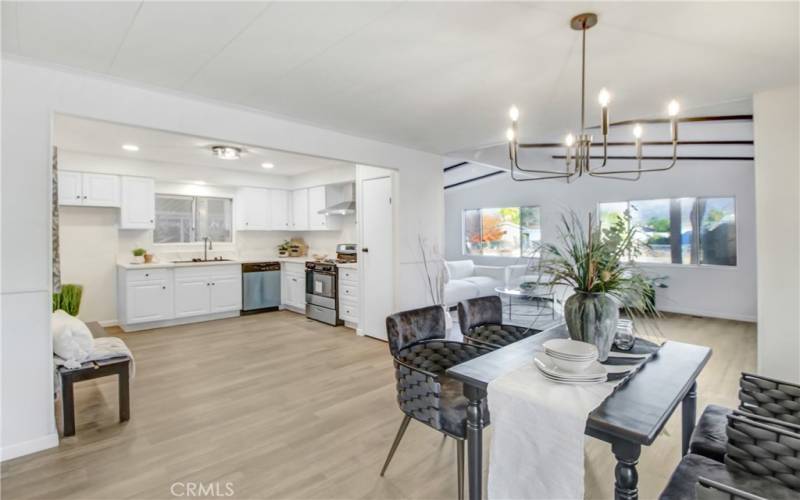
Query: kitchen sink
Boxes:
[{"xmin": 171, "ymin": 259, "xmax": 234, "ymax": 263}]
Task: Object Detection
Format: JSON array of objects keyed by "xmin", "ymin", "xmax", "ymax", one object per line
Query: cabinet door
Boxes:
[
  {"xmin": 270, "ymin": 189, "xmax": 290, "ymax": 230},
  {"xmin": 120, "ymin": 176, "xmax": 155, "ymax": 229},
  {"xmin": 291, "ymin": 189, "xmax": 308, "ymax": 230},
  {"xmin": 126, "ymin": 280, "xmax": 172, "ymax": 323},
  {"xmin": 236, "ymin": 187, "xmax": 269, "ymax": 230},
  {"xmin": 284, "ymin": 273, "xmax": 305, "ymax": 309},
  {"xmin": 58, "ymin": 171, "xmax": 83, "ymax": 206},
  {"xmin": 174, "ymin": 276, "xmax": 211, "ymax": 318},
  {"xmin": 210, "ymin": 276, "xmax": 243, "ymax": 313},
  {"xmin": 82, "ymin": 173, "xmax": 120, "ymax": 207},
  {"xmin": 308, "ymin": 186, "xmax": 327, "ymax": 230}
]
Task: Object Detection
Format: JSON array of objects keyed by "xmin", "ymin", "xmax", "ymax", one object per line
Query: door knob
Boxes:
[{"xmin": 362, "ymin": 248, "xmax": 369, "ymax": 253}]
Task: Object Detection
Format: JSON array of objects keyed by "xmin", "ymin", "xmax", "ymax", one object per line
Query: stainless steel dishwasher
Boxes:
[{"xmin": 241, "ymin": 262, "xmax": 281, "ymax": 314}]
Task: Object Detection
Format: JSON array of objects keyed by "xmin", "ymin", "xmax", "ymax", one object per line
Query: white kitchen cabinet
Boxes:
[
  {"xmin": 291, "ymin": 189, "xmax": 309, "ymax": 230},
  {"xmin": 281, "ymin": 262, "xmax": 306, "ymax": 311},
  {"xmin": 270, "ymin": 189, "xmax": 290, "ymax": 230},
  {"xmin": 120, "ymin": 176, "xmax": 155, "ymax": 229},
  {"xmin": 210, "ymin": 275, "xmax": 243, "ymax": 313},
  {"xmin": 58, "ymin": 171, "xmax": 84, "ymax": 206},
  {"xmin": 308, "ymin": 186, "xmax": 327, "ymax": 230},
  {"xmin": 82, "ymin": 173, "xmax": 120, "ymax": 207},
  {"xmin": 338, "ymin": 266, "xmax": 359, "ymax": 327},
  {"xmin": 127, "ymin": 281, "xmax": 172, "ymax": 323},
  {"xmin": 58, "ymin": 171, "xmax": 120, "ymax": 207},
  {"xmin": 174, "ymin": 276, "xmax": 212, "ymax": 318},
  {"xmin": 236, "ymin": 187, "xmax": 269, "ymax": 231}
]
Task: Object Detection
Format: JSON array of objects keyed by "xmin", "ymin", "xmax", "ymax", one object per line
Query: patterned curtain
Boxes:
[{"xmin": 52, "ymin": 146, "xmax": 61, "ymax": 292}]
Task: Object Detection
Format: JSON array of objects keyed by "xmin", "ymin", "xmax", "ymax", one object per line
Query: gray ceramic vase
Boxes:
[{"xmin": 563, "ymin": 290, "xmax": 619, "ymax": 362}]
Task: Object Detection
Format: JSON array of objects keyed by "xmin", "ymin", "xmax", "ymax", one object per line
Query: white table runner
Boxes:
[{"xmin": 487, "ymin": 351, "xmax": 626, "ymax": 500}]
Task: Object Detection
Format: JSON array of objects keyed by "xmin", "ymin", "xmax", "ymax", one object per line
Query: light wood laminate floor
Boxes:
[{"xmin": 2, "ymin": 311, "xmax": 755, "ymax": 499}]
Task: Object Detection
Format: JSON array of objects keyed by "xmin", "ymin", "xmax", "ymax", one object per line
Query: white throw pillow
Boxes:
[
  {"xmin": 446, "ymin": 260, "xmax": 475, "ymax": 280},
  {"xmin": 52, "ymin": 310, "xmax": 94, "ymax": 368}
]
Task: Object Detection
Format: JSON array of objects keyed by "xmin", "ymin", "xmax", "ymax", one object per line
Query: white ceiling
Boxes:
[
  {"xmin": 4, "ymin": 2, "xmax": 798, "ymax": 154},
  {"xmin": 53, "ymin": 114, "xmax": 352, "ymax": 176}
]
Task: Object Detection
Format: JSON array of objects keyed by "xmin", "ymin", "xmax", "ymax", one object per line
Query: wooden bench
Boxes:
[{"xmin": 57, "ymin": 322, "xmax": 130, "ymax": 437}]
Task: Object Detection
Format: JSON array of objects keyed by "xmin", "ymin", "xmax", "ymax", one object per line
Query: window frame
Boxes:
[
  {"xmin": 596, "ymin": 195, "xmax": 739, "ymax": 270},
  {"xmin": 153, "ymin": 193, "xmax": 235, "ymax": 246},
  {"xmin": 461, "ymin": 205, "xmax": 542, "ymax": 259}
]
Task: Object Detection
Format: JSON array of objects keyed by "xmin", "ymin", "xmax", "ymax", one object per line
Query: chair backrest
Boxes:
[
  {"xmin": 458, "ymin": 295, "xmax": 502, "ymax": 332},
  {"xmin": 385, "ymin": 305, "xmax": 446, "ymax": 357},
  {"xmin": 445, "ymin": 260, "xmax": 474, "ymax": 280},
  {"xmin": 725, "ymin": 413, "xmax": 800, "ymax": 491},
  {"xmin": 739, "ymin": 372, "xmax": 800, "ymax": 425}
]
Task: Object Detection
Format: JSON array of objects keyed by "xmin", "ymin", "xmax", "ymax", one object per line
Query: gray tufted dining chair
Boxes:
[
  {"xmin": 380, "ymin": 305, "xmax": 491, "ymax": 500},
  {"xmin": 458, "ymin": 295, "xmax": 540, "ymax": 349}
]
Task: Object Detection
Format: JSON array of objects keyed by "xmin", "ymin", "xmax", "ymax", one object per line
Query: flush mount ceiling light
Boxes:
[
  {"xmin": 211, "ymin": 145, "xmax": 242, "ymax": 160},
  {"xmin": 121, "ymin": 144, "xmax": 139, "ymax": 152},
  {"xmin": 506, "ymin": 12, "xmax": 684, "ymax": 182},
  {"xmin": 261, "ymin": 162, "xmax": 274, "ymax": 169}
]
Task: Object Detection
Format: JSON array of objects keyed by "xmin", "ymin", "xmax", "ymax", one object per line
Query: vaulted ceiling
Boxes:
[{"xmin": 3, "ymin": 1, "xmax": 798, "ymax": 154}]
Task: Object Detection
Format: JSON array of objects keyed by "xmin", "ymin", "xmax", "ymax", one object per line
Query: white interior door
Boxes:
[{"xmin": 361, "ymin": 176, "xmax": 393, "ymax": 340}]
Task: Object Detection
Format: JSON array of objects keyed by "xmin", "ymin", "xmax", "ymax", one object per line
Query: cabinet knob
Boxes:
[
  {"xmin": 212, "ymin": 282, "xmax": 216, "ymax": 286},
  {"xmin": 75, "ymin": 195, "xmax": 80, "ymax": 199},
  {"xmin": 207, "ymin": 283, "xmax": 210, "ymax": 286},
  {"xmin": 83, "ymin": 196, "xmax": 87, "ymax": 199},
  {"xmin": 162, "ymin": 286, "xmax": 166, "ymax": 290},
  {"xmin": 145, "ymin": 273, "xmax": 149, "ymax": 277},
  {"xmin": 149, "ymin": 219, "xmax": 154, "ymax": 223}
]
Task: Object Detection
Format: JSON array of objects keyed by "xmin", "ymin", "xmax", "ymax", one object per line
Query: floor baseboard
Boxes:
[{"xmin": 1, "ymin": 432, "xmax": 59, "ymax": 462}]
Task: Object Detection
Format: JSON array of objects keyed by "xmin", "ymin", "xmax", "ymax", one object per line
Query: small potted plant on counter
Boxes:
[
  {"xmin": 277, "ymin": 240, "xmax": 291, "ymax": 257},
  {"xmin": 132, "ymin": 247, "xmax": 147, "ymax": 264}
]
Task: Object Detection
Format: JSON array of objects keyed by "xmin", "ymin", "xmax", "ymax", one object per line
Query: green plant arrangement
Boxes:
[
  {"xmin": 132, "ymin": 248, "xmax": 147, "ymax": 257},
  {"xmin": 52, "ymin": 284, "xmax": 83, "ymax": 316},
  {"xmin": 277, "ymin": 240, "xmax": 291, "ymax": 255},
  {"xmin": 534, "ymin": 211, "xmax": 657, "ymax": 360}
]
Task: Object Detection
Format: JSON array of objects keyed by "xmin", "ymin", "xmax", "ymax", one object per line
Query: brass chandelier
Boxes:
[{"xmin": 506, "ymin": 13, "xmax": 680, "ymax": 182}]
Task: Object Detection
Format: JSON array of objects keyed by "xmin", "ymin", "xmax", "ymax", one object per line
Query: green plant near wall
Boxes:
[{"xmin": 53, "ymin": 284, "xmax": 83, "ymax": 316}]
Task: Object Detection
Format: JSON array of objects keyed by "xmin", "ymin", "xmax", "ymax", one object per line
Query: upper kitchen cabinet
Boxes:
[
  {"xmin": 270, "ymin": 189, "xmax": 290, "ymax": 230},
  {"xmin": 291, "ymin": 188, "xmax": 309, "ymax": 231},
  {"xmin": 120, "ymin": 176, "xmax": 155, "ymax": 229},
  {"xmin": 58, "ymin": 171, "xmax": 120, "ymax": 207},
  {"xmin": 236, "ymin": 187, "xmax": 270, "ymax": 231}
]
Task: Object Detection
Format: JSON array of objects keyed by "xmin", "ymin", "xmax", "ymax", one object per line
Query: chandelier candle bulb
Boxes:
[
  {"xmin": 509, "ymin": 106, "xmax": 520, "ymax": 122},
  {"xmin": 598, "ymin": 88, "xmax": 610, "ymax": 107},
  {"xmin": 506, "ymin": 128, "xmax": 515, "ymax": 142}
]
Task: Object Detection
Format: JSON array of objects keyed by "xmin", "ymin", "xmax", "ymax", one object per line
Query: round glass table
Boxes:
[{"xmin": 495, "ymin": 286, "xmax": 558, "ymax": 321}]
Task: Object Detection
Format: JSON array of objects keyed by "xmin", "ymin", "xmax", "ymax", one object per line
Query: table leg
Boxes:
[
  {"xmin": 61, "ymin": 374, "xmax": 76, "ymax": 437},
  {"xmin": 118, "ymin": 361, "xmax": 130, "ymax": 422},
  {"xmin": 464, "ymin": 384, "xmax": 487, "ymax": 500},
  {"xmin": 681, "ymin": 381, "xmax": 697, "ymax": 456},
  {"xmin": 612, "ymin": 440, "xmax": 641, "ymax": 500}
]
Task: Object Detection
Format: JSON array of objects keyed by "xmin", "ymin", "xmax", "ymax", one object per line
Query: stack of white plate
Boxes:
[{"xmin": 535, "ymin": 339, "xmax": 607, "ymax": 384}]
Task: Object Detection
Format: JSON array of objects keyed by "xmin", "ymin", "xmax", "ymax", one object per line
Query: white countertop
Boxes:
[
  {"xmin": 336, "ymin": 262, "xmax": 358, "ymax": 269},
  {"xmin": 117, "ymin": 256, "xmax": 355, "ymax": 270}
]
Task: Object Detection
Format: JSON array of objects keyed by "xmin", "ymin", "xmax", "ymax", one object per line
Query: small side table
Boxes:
[{"xmin": 58, "ymin": 357, "xmax": 130, "ymax": 437}]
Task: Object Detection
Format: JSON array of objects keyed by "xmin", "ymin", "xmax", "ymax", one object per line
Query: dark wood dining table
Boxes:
[{"xmin": 446, "ymin": 321, "xmax": 712, "ymax": 500}]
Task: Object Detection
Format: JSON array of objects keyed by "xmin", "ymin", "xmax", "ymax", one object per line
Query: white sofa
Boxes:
[{"xmin": 444, "ymin": 260, "xmax": 509, "ymax": 308}]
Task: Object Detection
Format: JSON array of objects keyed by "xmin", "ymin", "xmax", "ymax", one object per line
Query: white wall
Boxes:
[
  {"xmin": 445, "ymin": 159, "xmax": 757, "ymax": 322},
  {"xmin": 754, "ymin": 85, "xmax": 800, "ymax": 383},
  {"xmin": 0, "ymin": 58, "xmax": 443, "ymax": 460}
]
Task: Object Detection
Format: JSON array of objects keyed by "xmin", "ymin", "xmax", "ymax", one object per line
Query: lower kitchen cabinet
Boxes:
[
  {"xmin": 117, "ymin": 264, "xmax": 242, "ymax": 331},
  {"xmin": 338, "ymin": 266, "xmax": 359, "ymax": 327},
  {"xmin": 281, "ymin": 262, "xmax": 306, "ymax": 312}
]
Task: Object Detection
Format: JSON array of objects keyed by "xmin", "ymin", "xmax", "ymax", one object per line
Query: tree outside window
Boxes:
[{"xmin": 463, "ymin": 206, "xmax": 541, "ymax": 257}]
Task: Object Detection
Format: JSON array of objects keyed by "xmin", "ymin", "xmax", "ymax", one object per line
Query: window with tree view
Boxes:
[
  {"xmin": 463, "ymin": 206, "xmax": 541, "ymax": 257},
  {"xmin": 598, "ymin": 197, "xmax": 736, "ymax": 266},
  {"xmin": 154, "ymin": 194, "xmax": 233, "ymax": 244}
]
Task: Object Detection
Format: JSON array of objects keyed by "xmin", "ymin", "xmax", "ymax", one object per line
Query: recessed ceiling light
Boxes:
[
  {"xmin": 261, "ymin": 163, "xmax": 274, "ymax": 169},
  {"xmin": 211, "ymin": 145, "xmax": 242, "ymax": 160},
  {"xmin": 122, "ymin": 144, "xmax": 139, "ymax": 152}
]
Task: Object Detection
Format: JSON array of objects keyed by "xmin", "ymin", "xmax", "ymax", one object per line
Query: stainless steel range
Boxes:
[{"xmin": 305, "ymin": 261, "xmax": 341, "ymax": 326}]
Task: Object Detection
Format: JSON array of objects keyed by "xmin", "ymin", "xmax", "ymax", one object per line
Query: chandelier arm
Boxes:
[
  {"xmin": 589, "ymin": 140, "xmax": 678, "ymax": 177},
  {"xmin": 509, "ymin": 144, "xmax": 579, "ymax": 177}
]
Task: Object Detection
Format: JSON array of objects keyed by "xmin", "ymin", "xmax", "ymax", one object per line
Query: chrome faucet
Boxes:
[{"xmin": 203, "ymin": 237, "xmax": 213, "ymax": 261}]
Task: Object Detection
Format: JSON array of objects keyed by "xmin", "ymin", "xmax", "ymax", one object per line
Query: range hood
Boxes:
[
  {"xmin": 318, "ymin": 200, "xmax": 355, "ymax": 216},
  {"xmin": 318, "ymin": 183, "xmax": 356, "ymax": 216}
]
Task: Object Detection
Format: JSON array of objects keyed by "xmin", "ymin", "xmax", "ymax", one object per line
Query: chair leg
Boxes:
[
  {"xmin": 457, "ymin": 439, "xmax": 465, "ymax": 500},
  {"xmin": 380, "ymin": 415, "xmax": 411, "ymax": 476}
]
